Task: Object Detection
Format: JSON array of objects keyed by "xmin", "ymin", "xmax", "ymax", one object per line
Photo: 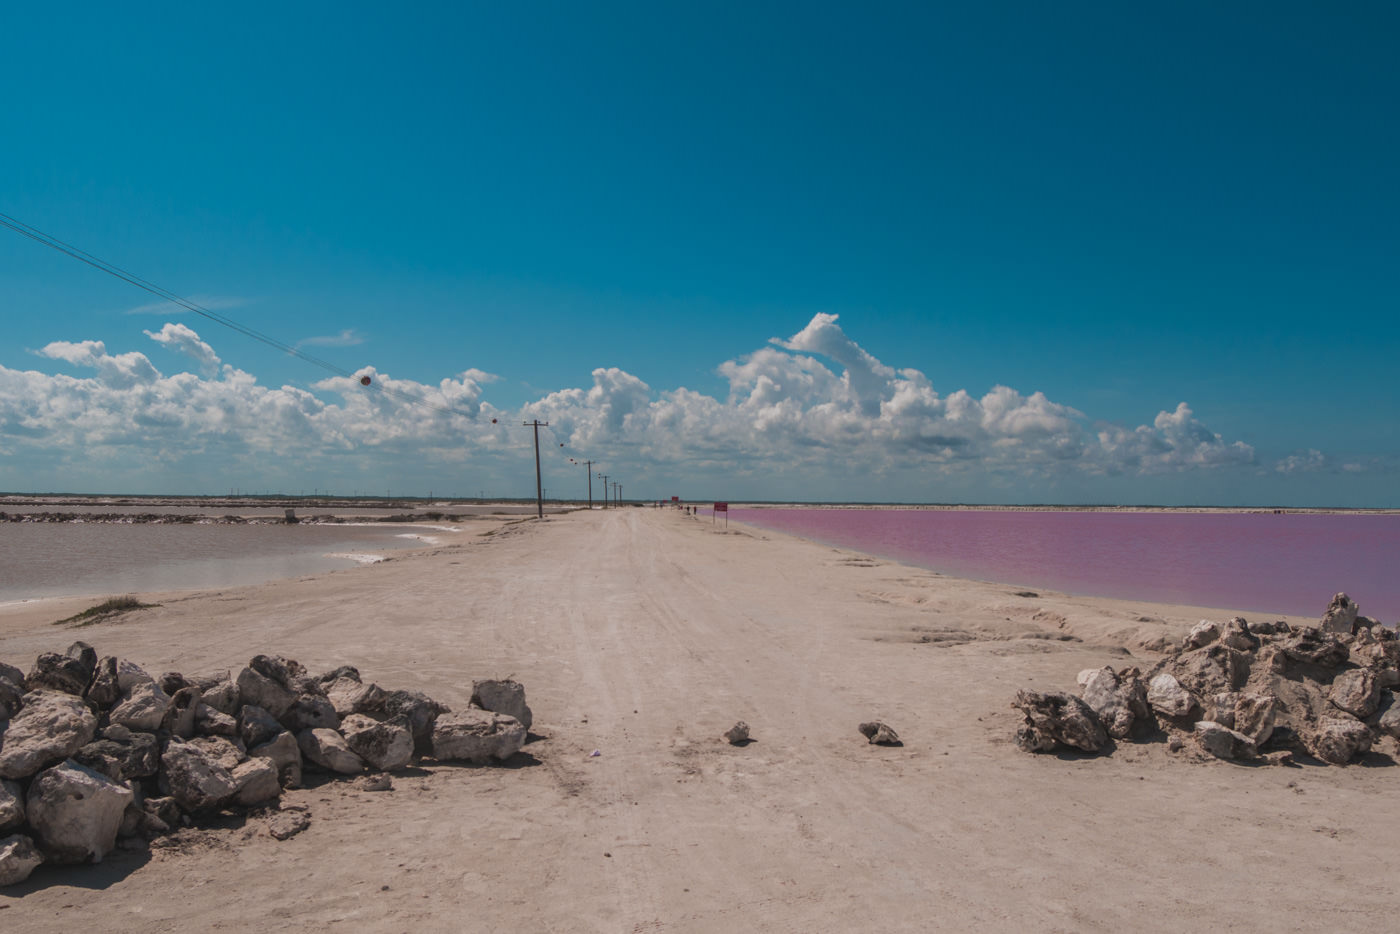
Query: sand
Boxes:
[{"xmin": 0, "ymin": 508, "xmax": 1394, "ymax": 932}]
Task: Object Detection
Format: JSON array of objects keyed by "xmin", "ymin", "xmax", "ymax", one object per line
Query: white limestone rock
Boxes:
[
  {"xmin": 0, "ymin": 834, "xmax": 44, "ymax": 887},
  {"xmin": 159, "ymin": 739, "xmax": 238, "ymax": 810},
  {"xmin": 471, "ymin": 679, "xmax": 533, "ymax": 731},
  {"xmin": 0, "ymin": 690, "xmax": 98, "ymax": 779},
  {"xmin": 109, "ymin": 681, "xmax": 172, "ymax": 731},
  {"xmin": 431, "ymin": 710, "xmax": 526, "ymax": 764},
  {"xmin": 297, "ymin": 728, "xmax": 365, "ymax": 774},
  {"xmin": 26, "ymin": 760, "xmax": 132, "ymax": 864},
  {"xmin": 231, "ymin": 757, "xmax": 282, "ymax": 806},
  {"xmin": 340, "ymin": 714, "xmax": 414, "ymax": 772},
  {"xmin": 1147, "ymin": 672, "xmax": 1197, "ymax": 719}
]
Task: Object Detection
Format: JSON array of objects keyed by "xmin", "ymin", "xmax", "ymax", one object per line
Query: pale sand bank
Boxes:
[{"xmin": 0, "ymin": 509, "xmax": 1391, "ymax": 932}]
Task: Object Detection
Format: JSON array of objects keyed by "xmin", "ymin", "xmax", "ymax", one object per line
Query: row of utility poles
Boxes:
[{"xmin": 523, "ymin": 420, "xmax": 625, "ymax": 520}]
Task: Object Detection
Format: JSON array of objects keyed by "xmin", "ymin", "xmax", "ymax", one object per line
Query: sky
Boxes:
[{"xmin": 1, "ymin": 2, "xmax": 1396, "ymax": 505}]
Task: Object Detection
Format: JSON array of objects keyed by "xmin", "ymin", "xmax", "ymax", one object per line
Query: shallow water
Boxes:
[
  {"xmin": 0, "ymin": 522, "xmax": 428, "ymax": 603},
  {"xmin": 727, "ymin": 508, "xmax": 1400, "ymax": 623}
]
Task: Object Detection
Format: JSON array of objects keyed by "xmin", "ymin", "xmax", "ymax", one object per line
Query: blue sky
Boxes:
[{"xmin": 2, "ymin": 2, "xmax": 1396, "ymax": 505}]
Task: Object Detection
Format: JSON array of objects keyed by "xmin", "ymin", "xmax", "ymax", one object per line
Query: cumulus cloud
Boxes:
[
  {"xmin": 1274, "ymin": 449, "xmax": 1328, "ymax": 474},
  {"xmin": 3, "ymin": 314, "xmax": 1274, "ymax": 494},
  {"xmin": 145, "ymin": 322, "xmax": 222, "ymax": 374}
]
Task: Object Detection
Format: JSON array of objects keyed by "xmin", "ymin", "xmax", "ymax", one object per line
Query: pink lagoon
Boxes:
[{"xmin": 725, "ymin": 508, "xmax": 1400, "ymax": 624}]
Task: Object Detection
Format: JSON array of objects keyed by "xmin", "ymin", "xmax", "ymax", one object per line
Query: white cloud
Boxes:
[
  {"xmin": 2, "ymin": 314, "xmax": 1279, "ymax": 496},
  {"xmin": 124, "ymin": 295, "xmax": 248, "ymax": 315},
  {"xmin": 145, "ymin": 322, "xmax": 222, "ymax": 374},
  {"xmin": 297, "ymin": 329, "xmax": 365, "ymax": 348}
]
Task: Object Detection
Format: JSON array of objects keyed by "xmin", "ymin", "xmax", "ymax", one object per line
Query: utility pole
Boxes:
[
  {"xmin": 523, "ymin": 420, "xmax": 548, "ymax": 519},
  {"xmin": 570, "ymin": 459, "xmax": 595, "ymax": 508},
  {"xmin": 598, "ymin": 473, "xmax": 609, "ymax": 508},
  {"xmin": 617, "ymin": 483, "xmax": 622, "ymax": 506}
]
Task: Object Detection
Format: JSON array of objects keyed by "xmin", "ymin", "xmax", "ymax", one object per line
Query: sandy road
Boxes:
[{"xmin": 3, "ymin": 507, "xmax": 1398, "ymax": 931}]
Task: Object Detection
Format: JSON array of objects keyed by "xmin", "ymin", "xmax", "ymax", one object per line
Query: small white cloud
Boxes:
[
  {"xmin": 145, "ymin": 322, "xmax": 222, "ymax": 374},
  {"xmin": 124, "ymin": 295, "xmax": 248, "ymax": 315},
  {"xmin": 297, "ymin": 329, "xmax": 365, "ymax": 348}
]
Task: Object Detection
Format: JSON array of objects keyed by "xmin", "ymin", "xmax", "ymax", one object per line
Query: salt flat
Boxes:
[{"xmin": 1, "ymin": 507, "xmax": 1392, "ymax": 932}]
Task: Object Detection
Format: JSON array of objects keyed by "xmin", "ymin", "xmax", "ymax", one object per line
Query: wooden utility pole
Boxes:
[
  {"xmin": 598, "ymin": 473, "xmax": 609, "ymax": 508},
  {"xmin": 574, "ymin": 459, "xmax": 595, "ymax": 508},
  {"xmin": 523, "ymin": 420, "xmax": 548, "ymax": 519}
]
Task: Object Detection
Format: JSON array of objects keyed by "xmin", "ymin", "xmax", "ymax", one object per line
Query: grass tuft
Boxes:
[{"xmin": 54, "ymin": 595, "xmax": 158, "ymax": 626}]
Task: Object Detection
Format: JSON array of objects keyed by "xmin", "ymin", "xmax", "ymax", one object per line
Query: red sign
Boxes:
[
  {"xmin": 671, "ymin": 496, "xmax": 680, "ymax": 502},
  {"xmin": 714, "ymin": 502, "xmax": 728, "ymax": 512}
]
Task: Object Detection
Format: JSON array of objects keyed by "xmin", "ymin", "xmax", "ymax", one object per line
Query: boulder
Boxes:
[
  {"xmin": 724, "ymin": 721, "xmax": 751, "ymax": 745},
  {"xmin": 1184, "ymin": 619, "xmax": 1221, "ymax": 649},
  {"xmin": 186, "ymin": 736, "xmax": 245, "ymax": 772},
  {"xmin": 431, "ymin": 710, "xmax": 527, "ymax": 763},
  {"xmin": 324, "ymin": 677, "xmax": 383, "ymax": 718},
  {"xmin": 858, "ymin": 721, "xmax": 902, "ymax": 746},
  {"xmin": 1330, "ymin": 668, "xmax": 1381, "ymax": 718},
  {"xmin": 340, "ymin": 713, "xmax": 414, "ymax": 771},
  {"xmin": 1219, "ymin": 618, "xmax": 1259, "ymax": 652},
  {"xmin": 0, "ymin": 780, "xmax": 23, "ymax": 833},
  {"xmin": 24, "ymin": 652, "xmax": 90, "ymax": 695},
  {"xmin": 471, "ymin": 679, "xmax": 533, "ymax": 731},
  {"xmin": 1246, "ymin": 619, "xmax": 1289, "ymax": 637},
  {"xmin": 65, "ymin": 641, "xmax": 98, "ymax": 679},
  {"xmin": 1233, "ymin": 693, "xmax": 1277, "ymax": 746},
  {"xmin": 1374, "ymin": 692, "xmax": 1400, "ymax": 740},
  {"xmin": 115, "ymin": 659, "xmax": 154, "ymax": 693},
  {"xmin": 158, "ymin": 671, "xmax": 191, "ymax": 695},
  {"xmin": 0, "ymin": 675, "xmax": 21, "ymax": 720},
  {"xmin": 0, "ymin": 690, "xmax": 98, "ymax": 779},
  {"xmin": 249, "ymin": 731, "xmax": 302, "ymax": 788},
  {"xmin": 268, "ymin": 808, "xmax": 311, "ymax": 840},
  {"xmin": 26, "ymin": 760, "xmax": 132, "ymax": 863},
  {"xmin": 0, "ymin": 661, "xmax": 24, "ymax": 685},
  {"xmin": 1194, "ymin": 721, "xmax": 1258, "ymax": 760},
  {"xmin": 239, "ymin": 704, "xmax": 285, "ymax": 750},
  {"xmin": 250, "ymin": 654, "xmax": 320, "ymax": 696},
  {"xmin": 1012, "ymin": 691, "xmax": 1107, "ymax": 753},
  {"xmin": 194, "ymin": 704, "xmax": 238, "ymax": 737},
  {"xmin": 363, "ymin": 689, "xmax": 449, "ymax": 756},
  {"xmin": 198, "ymin": 677, "xmax": 240, "ymax": 716},
  {"xmin": 1080, "ymin": 667, "xmax": 1147, "ymax": 739},
  {"xmin": 73, "ymin": 734, "xmax": 161, "ymax": 782},
  {"xmin": 85, "ymin": 656, "xmax": 121, "ymax": 706},
  {"xmin": 162, "ymin": 686, "xmax": 201, "ymax": 739},
  {"xmin": 231, "ymin": 757, "xmax": 281, "ymax": 806},
  {"xmin": 0, "ymin": 834, "xmax": 44, "ymax": 887},
  {"xmin": 316, "ymin": 664, "xmax": 361, "ymax": 686},
  {"xmin": 109, "ymin": 681, "xmax": 172, "ymax": 731},
  {"xmin": 1282, "ymin": 628, "xmax": 1349, "ymax": 667},
  {"xmin": 139, "ymin": 796, "xmax": 181, "ymax": 836},
  {"xmin": 1171, "ymin": 645, "xmax": 1247, "ymax": 697},
  {"xmin": 159, "ymin": 739, "xmax": 238, "ymax": 810},
  {"xmin": 1147, "ymin": 672, "xmax": 1197, "ymax": 719},
  {"xmin": 1309, "ymin": 717, "xmax": 1373, "ymax": 765},
  {"xmin": 236, "ymin": 666, "xmax": 295, "ymax": 720},
  {"xmin": 1320, "ymin": 592, "xmax": 1359, "ymax": 635},
  {"xmin": 297, "ymin": 728, "xmax": 365, "ymax": 774},
  {"xmin": 1203, "ymin": 692, "xmax": 1238, "ymax": 728},
  {"xmin": 284, "ymin": 693, "xmax": 340, "ymax": 733}
]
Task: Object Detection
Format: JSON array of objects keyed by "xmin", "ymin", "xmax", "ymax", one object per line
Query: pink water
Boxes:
[{"xmin": 726, "ymin": 508, "xmax": 1400, "ymax": 623}]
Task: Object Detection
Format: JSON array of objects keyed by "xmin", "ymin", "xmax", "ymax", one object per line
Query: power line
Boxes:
[{"xmin": 0, "ymin": 211, "xmax": 475, "ymax": 421}]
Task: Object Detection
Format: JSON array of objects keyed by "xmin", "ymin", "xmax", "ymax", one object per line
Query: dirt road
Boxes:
[{"xmin": 2, "ymin": 508, "xmax": 1394, "ymax": 931}]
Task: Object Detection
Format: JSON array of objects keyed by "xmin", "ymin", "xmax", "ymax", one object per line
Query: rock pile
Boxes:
[
  {"xmin": 0, "ymin": 642, "xmax": 532, "ymax": 887},
  {"xmin": 1012, "ymin": 592, "xmax": 1399, "ymax": 766}
]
